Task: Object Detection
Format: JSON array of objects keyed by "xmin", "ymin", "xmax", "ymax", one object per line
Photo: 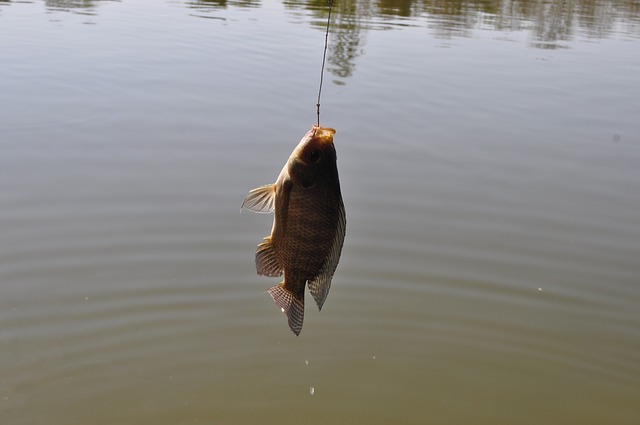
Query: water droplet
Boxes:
[{"xmin": 310, "ymin": 387, "xmax": 315, "ymax": 395}]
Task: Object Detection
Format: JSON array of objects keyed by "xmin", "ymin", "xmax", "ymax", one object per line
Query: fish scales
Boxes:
[
  {"xmin": 242, "ymin": 125, "xmax": 346, "ymax": 335},
  {"xmin": 275, "ymin": 188, "xmax": 339, "ymax": 292}
]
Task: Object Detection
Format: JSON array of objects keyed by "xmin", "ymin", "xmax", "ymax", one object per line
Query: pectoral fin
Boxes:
[
  {"xmin": 241, "ymin": 184, "xmax": 276, "ymax": 213},
  {"xmin": 255, "ymin": 236, "xmax": 282, "ymax": 277}
]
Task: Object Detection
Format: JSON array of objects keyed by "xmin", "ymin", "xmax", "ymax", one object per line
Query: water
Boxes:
[{"xmin": 1, "ymin": 1, "xmax": 639, "ymax": 424}]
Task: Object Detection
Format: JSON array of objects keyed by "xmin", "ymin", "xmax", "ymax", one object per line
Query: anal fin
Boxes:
[{"xmin": 267, "ymin": 283, "xmax": 304, "ymax": 336}]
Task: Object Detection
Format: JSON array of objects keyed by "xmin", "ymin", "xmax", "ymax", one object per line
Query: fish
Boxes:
[{"xmin": 241, "ymin": 125, "xmax": 346, "ymax": 335}]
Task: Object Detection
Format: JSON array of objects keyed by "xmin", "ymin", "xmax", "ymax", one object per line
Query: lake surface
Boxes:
[{"xmin": 1, "ymin": 0, "xmax": 639, "ymax": 424}]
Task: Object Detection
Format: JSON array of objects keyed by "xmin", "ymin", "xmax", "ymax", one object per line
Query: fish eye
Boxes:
[{"xmin": 309, "ymin": 150, "xmax": 321, "ymax": 162}]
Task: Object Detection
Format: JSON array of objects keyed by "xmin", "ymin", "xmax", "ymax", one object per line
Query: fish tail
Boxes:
[{"xmin": 267, "ymin": 283, "xmax": 304, "ymax": 336}]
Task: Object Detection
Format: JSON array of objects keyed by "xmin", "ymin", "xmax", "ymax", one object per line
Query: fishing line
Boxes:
[{"xmin": 316, "ymin": 0, "xmax": 334, "ymax": 127}]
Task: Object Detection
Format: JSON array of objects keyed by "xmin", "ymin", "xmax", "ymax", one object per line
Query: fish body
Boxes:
[{"xmin": 242, "ymin": 125, "xmax": 346, "ymax": 335}]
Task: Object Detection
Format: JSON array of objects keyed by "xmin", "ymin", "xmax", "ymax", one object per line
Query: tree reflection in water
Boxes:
[
  {"xmin": 286, "ymin": 0, "xmax": 639, "ymax": 80},
  {"xmin": 44, "ymin": 0, "xmax": 103, "ymax": 14},
  {"xmin": 8, "ymin": 0, "xmax": 637, "ymax": 79}
]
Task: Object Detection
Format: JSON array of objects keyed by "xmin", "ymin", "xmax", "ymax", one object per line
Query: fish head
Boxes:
[{"xmin": 288, "ymin": 126, "xmax": 338, "ymax": 188}]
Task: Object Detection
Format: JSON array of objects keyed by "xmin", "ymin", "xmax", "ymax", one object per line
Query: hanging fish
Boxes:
[{"xmin": 242, "ymin": 125, "xmax": 346, "ymax": 335}]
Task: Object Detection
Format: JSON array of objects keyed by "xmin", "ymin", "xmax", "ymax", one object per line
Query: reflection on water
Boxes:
[
  {"xmin": 285, "ymin": 0, "xmax": 373, "ymax": 81},
  {"xmin": 286, "ymin": 0, "xmax": 640, "ymax": 80},
  {"xmin": 5, "ymin": 0, "xmax": 640, "ymax": 38},
  {"xmin": 200, "ymin": 0, "xmax": 639, "ymax": 80},
  {"xmin": 186, "ymin": 0, "xmax": 260, "ymax": 9},
  {"xmin": 3, "ymin": 0, "xmax": 639, "ymax": 78},
  {"xmin": 284, "ymin": 0, "xmax": 640, "ymax": 41},
  {"xmin": 44, "ymin": 0, "xmax": 115, "ymax": 15},
  {"xmin": 184, "ymin": 0, "xmax": 260, "ymax": 20}
]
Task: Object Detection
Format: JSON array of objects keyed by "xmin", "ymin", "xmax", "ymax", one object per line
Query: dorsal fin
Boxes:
[
  {"xmin": 308, "ymin": 196, "xmax": 346, "ymax": 311},
  {"xmin": 241, "ymin": 184, "xmax": 276, "ymax": 213}
]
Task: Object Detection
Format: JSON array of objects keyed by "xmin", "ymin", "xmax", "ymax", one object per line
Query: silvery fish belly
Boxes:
[{"xmin": 242, "ymin": 125, "xmax": 346, "ymax": 335}]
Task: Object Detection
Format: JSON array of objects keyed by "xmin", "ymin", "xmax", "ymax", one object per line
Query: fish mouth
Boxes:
[{"xmin": 311, "ymin": 125, "xmax": 336, "ymax": 142}]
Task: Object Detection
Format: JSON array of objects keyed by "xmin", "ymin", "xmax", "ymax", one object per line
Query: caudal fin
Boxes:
[{"xmin": 267, "ymin": 283, "xmax": 304, "ymax": 336}]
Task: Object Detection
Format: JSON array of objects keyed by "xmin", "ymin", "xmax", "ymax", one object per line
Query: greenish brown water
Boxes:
[{"xmin": 1, "ymin": 1, "xmax": 639, "ymax": 424}]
